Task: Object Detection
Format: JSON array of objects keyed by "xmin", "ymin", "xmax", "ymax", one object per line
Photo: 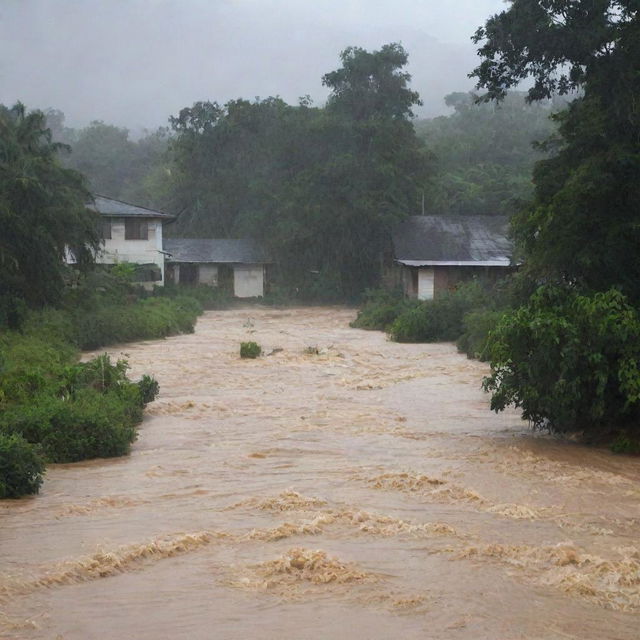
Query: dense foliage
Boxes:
[
  {"xmin": 388, "ymin": 281, "xmax": 491, "ymax": 343},
  {"xmin": 0, "ymin": 343, "xmax": 157, "ymax": 464},
  {"xmin": 350, "ymin": 288, "xmax": 419, "ymax": 331},
  {"xmin": 484, "ymin": 287, "xmax": 640, "ymax": 442},
  {"xmin": 351, "ymin": 281, "xmax": 504, "ymax": 353},
  {"xmin": 0, "ymin": 103, "xmax": 99, "ymax": 327},
  {"xmin": 0, "ymin": 268, "xmax": 203, "ymax": 496},
  {"xmin": 416, "ymin": 92, "xmax": 560, "ymax": 216},
  {"xmin": 473, "ymin": 1, "xmax": 640, "ymax": 445}
]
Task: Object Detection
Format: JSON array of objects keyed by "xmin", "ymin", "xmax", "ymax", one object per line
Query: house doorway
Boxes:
[{"xmin": 179, "ymin": 264, "xmax": 198, "ymax": 286}]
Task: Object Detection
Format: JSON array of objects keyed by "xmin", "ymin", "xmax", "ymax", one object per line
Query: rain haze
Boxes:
[{"xmin": 1, "ymin": 0, "xmax": 506, "ymax": 130}]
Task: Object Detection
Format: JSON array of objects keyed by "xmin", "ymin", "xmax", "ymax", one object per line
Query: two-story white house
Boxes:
[{"xmin": 90, "ymin": 195, "xmax": 175, "ymax": 286}]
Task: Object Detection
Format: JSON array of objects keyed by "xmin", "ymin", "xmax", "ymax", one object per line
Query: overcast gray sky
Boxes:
[{"xmin": 0, "ymin": 0, "xmax": 507, "ymax": 131}]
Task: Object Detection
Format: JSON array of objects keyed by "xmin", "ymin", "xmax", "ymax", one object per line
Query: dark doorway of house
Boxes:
[
  {"xmin": 218, "ymin": 264, "xmax": 234, "ymax": 294},
  {"xmin": 180, "ymin": 264, "xmax": 198, "ymax": 285}
]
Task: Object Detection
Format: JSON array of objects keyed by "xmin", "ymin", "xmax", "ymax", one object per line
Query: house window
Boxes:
[
  {"xmin": 100, "ymin": 220, "xmax": 112, "ymax": 240},
  {"xmin": 125, "ymin": 219, "xmax": 148, "ymax": 240}
]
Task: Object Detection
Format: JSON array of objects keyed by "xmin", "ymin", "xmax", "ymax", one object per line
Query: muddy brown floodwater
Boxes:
[{"xmin": 1, "ymin": 307, "xmax": 639, "ymax": 639}]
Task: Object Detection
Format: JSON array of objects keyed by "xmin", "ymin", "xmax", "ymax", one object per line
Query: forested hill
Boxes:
[{"xmin": 415, "ymin": 91, "xmax": 562, "ymax": 217}]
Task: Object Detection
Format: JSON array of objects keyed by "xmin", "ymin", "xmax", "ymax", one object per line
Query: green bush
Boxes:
[
  {"xmin": 0, "ymin": 433, "xmax": 45, "ymax": 498},
  {"xmin": 610, "ymin": 432, "xmax": 640, "ymax": 455},
  {"xmin": 350, "ymin": 288, "xmax": 418, "ymax": 330},
  {"xmin": 457, "ymin": 310, "xmax": 505, "ymax": 360},
  {"xmin": 389, "ymin": 281, "xmax": 489, "ymax": 343},
  {"xmin": 240, "ymin": 341, "xmax": 262, "ymax": 358},
  {"xmin": 138, "ymin": 374, "xmax": 160, "ymax": 404},
  {"xmin": 484, "ymin": 286, "xmax": 640, "ymax": 442},
  {"xmin": 1, "ymin": 387, "xmax": 140, "ymax": 463},
  {"xmin": 0, "ymin": 353, "xmax": 152, "ymax": 468}
]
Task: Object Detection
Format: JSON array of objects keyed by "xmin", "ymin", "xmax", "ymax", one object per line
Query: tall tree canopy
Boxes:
[
  {"xmin": 322, "ymin": 43, "xmax": 421, "ymax": 121},
  {"xmin": 472, "ymin": 0, "xmax": 640, "ymax": 299},
  {"xmin": 169, "ymin": 44, "xmax": 430, "ymax": 298},
  {"xmin": 0, "ymin": 103, "xmax": 99, "ymax": 324}
]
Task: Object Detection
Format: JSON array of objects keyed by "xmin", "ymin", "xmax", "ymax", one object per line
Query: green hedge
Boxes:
[
  {"xmin": 1, "ymin": 389, "xmax": 138, "ymax": 462},
  {"xmin": 72, "ymin": 297, "xmax": 201, "ymax": 350},
  {"xmin": 0, "ymin": 335, "xmax": 160, "ymax": 495}
]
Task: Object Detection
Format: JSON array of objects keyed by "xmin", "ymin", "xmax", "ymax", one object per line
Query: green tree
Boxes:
[
  {"xmin": 64, "ymin": 121, "xmax": 137, "ymax": 198},
  {"xmin": 472, "ymin": 0, "xmax": 640, "ymax": 299},
  {"xmin": 0, "ymin": 103, "xmax": 99, "ymax": 326},
  {"xmin": 322, "ymin": 43, "xmax": 421, "ymax": 121},
  {"xmin": 168, "ymin": 44, "xmax": 431, "ymax": 298},
  {"xmin": 484, "ymin": 287, "xmax": 640, "ymax": 442},
  {"xmin": 472, "ymin": 1, "xmax": 640, "ymax": 442}
]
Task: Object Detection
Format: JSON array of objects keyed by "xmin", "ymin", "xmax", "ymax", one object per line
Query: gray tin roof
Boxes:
[
  {"xmin": 89, "ymin": 195, "xmax": 175, "ymax": 220},
  {"xmin": 164, "ymin": 238, "xmax": 270, "ymax": 264},
  {"xmin": 393, "ymin": 215, "xmax": 513, "ymax": 266}
]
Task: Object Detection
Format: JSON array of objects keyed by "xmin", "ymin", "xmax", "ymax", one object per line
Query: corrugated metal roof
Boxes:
[
  {"xmin": 393, "ymin": 215, "xmax": 513, "ymax": 265},
  {"xmin": 164, "ymin": 238, "xmax": 270, "ymax": 264},
  {"xmin": 89, "ymin": 195, "xmax": 175, "ymax": 220}
]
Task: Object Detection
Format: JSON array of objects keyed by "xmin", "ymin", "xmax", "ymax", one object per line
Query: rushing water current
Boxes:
[{"xmin": 1, "ymin": 308, "xmax": 639, "ymax": 639}]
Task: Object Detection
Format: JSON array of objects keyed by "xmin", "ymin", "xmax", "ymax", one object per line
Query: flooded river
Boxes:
[{"xmin": 1, "ymin": 307, "xmax": 639, "ymax": 639}]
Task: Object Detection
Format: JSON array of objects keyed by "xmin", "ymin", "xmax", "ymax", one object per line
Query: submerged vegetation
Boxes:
[{"xmin": 240, "ymin": 341, "xmax": 262, "ymax": 359}]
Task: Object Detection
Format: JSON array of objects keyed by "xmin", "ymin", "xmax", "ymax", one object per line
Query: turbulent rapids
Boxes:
[{"xmin": 1, "ymin": 307, "xmax": 639, "ymax": 639}]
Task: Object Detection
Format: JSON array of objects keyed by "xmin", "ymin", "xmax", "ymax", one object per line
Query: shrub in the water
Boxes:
[
  {"xmin": 138, "ymin": 374, "xmax": 160, "ymax": 404},
  {"xmin": 240, "ymin": 341, "xmax": 262, "ymax": 358}
]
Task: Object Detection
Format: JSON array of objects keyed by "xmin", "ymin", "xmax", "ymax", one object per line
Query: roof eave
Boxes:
[{"xmin": 396, "ymin": 259, "xmax": 513, "ymax": 267}]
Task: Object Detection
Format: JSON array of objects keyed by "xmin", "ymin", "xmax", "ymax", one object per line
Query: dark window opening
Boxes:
[
  {"xmin": 125, "ymin": 219, "xmax": 148, "ymax": 240},
  {"xmin": 100, "ymin": 220, "xmax": 112, "ymax": 240}
]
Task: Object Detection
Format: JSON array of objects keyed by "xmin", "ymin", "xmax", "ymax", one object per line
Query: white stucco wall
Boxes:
[
  {"xmin": 418, "ymin": 267, "xmax": 435, "ymax": 300},
  {"xmin": 233, "ymin": 264, "xmax": 264, "ymax": 298},
  {"xmin": 97, "ymin": 218, "xmax": 166, "ymax": 285}
]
